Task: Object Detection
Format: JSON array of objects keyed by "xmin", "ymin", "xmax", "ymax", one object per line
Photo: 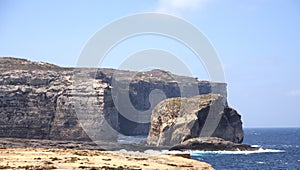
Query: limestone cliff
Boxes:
[
  {"xmin": 147, "ymin": 94, "xmax": 244, "ymax": 146},
  {"xmin": 0, "ymin": 57, "xmax": 234, "ymax": 142}
]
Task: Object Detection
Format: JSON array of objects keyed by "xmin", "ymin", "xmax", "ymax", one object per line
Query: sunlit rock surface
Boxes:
[{"xmin": 0, "ymin": 57, "xmax": 231, "ymax": 143}]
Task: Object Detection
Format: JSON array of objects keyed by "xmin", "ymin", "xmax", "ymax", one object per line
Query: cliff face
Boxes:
[
  {"xmin": 0, "ymin": 58, "xmax": 91, "ymax": 140},
  {"xmin": 147, "ymin": 94, "xmax": 244, "ymax": 146},
  {"xmin": 0, "ymin": 57, "xmax": 234, "ymax": 142}
]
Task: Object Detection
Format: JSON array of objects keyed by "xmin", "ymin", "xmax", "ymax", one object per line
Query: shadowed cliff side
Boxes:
[
  {"xmin": 0, "ymin": 57, "xmax": 235, "ymax": 144},
  {"xmin": 147, "ymin": 94, "xmax": 244, "ymax": 146}
]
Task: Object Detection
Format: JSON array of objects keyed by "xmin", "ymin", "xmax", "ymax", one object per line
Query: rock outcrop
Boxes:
[
  {"xmin": 147, "ymin": 94, "xmax": 243, "ymax": 146},
  {"xmin": 169, "ymin": 137, "xmax": 257, "ymax": 151},
  {"xmin": 0, "ymin": 57, "xmax": 230, "ymax": 142}
]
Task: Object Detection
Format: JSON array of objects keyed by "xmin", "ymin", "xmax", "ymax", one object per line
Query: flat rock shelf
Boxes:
[{"xmin": 0, "ymin": 147, "xmax": 213, "ymax": 170}]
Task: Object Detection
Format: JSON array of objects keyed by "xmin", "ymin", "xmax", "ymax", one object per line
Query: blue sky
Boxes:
[{"xmin": 1, "ymin": 0, "xmax": 299, "ymax": 127}]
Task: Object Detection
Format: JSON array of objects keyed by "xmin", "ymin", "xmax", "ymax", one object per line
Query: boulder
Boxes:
[{"xmin": 147, "ymin": 94, "xmax": 244, "ymax": 146}]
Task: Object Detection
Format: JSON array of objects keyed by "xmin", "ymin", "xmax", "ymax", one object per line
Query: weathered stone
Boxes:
[
  {"xmin": 147, "ymin": 94, "xmax": 244, "ymax": 146},
  {"xmin": 169, "ymin": 137, "xmax": 258, "ymax": 151},
  {"xmin": 0, "ymin": 57, "xmax": 230, "ymax": 142}
]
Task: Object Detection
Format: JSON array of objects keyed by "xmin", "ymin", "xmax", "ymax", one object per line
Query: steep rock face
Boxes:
[
  {"xmin": 0, "ymin": 69, "xmax": 98, "ymax": 141},
  {"xmin": 147, "ymin": 94, "xmax": 243, "ymax": 146},
  {"xmin": 0, "ymin": 57, "xmax": 230, "ymax": 141}
]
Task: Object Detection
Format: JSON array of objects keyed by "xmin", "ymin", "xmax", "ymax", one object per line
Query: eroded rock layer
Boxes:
[
  {"xmin": 0, "ymin": 57, "xmax": 231, "ymax": 142},
  {"xmin": 147, "ymin": 94, "xmax": 244, "ymax": 146}
]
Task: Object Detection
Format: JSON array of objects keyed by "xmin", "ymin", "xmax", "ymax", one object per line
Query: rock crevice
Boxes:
[
  {"xmin": 147, "ymin": 94, "xmax": 243, "ymax": 146},
  {"xmin": 0, "ymin": 57, "xmax": 241, "ymax": 144}
]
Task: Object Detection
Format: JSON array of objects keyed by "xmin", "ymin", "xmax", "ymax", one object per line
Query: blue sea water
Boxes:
[
  {"xmin": 191, "ymin": 128, "xmax": 300, "ymax": 170},
  {"xmin": 118, "ymin": 128, "xmax": 300, "ymax": 169}
]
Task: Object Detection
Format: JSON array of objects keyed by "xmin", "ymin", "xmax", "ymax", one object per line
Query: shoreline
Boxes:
[
  {"xmin": 0, "ymin": 137, "xmax": 214, "ymax": 169},
  {"xmin": 0, "ymin": 136, "xmax": 267, "ymax": 170},
  {"xmin": 0, "ymin": 147, "xmax": 213, "ymax": 170}
]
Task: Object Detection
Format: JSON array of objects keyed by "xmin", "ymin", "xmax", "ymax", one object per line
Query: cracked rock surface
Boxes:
[{"xmin": 0, "ymin": 57, "xmax": 237, "ymax": 144}]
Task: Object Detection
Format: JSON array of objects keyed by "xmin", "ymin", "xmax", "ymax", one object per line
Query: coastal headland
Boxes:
[{"xmin": 0, "ymin": 57, "xmax": 259, "ymax": 169}]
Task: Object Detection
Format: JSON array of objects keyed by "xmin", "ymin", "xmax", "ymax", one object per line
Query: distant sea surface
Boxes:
[
  {"xmin": 191, "ymin": 128, "xmax": 300, "ymax": 170},
  {"xmin": 118, "ymin": 128, "xmax": 300, "ymax": 169}
]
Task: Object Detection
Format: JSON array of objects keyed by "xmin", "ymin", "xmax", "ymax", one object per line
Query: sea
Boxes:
[
  {"xmin": 119, "ymin": 128, "xmax": 300, "ymax": 170},
  {"xmin": 190, "ymin": 128, "xmax": 300, "ymax": 170}
]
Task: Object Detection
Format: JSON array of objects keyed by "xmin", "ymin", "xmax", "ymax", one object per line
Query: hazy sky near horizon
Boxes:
[{"xmin": 1, "ymin": 0, "xmax": 300, "ymax": 128}]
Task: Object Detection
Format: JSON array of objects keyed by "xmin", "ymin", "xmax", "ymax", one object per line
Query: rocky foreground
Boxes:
[
  {"xmin": 0, "ymin": 138, "xmax": 215, "ymax": 169},
  {"xmin": 0, "ymin": 137, "xmax": 260, "ymax": 169},
  {"xmin": 0, "ymin": 137, "xmax": 261, "ymax": 170},
  {"xmin": 0, "ymin": 147, "xmax": 213, "ymax": 170}
]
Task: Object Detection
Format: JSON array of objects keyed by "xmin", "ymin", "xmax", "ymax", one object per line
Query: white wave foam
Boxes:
[
  {"xmin": 143, "ymin": 148, "xmax": 284, "ymax": 156},
  {"xmin": 144, "ymin": 149, "xmax": 164, "ymax": 155},
  {"xmin": 190, "ymin": 148, "xmax": 285, "ymax": 156},
  {"xmin": 257, "ymin": 161, "xmax": 265, "ymax": 164},
  {"xmin": 144, "ymin": 149, "xmax": 192, "ymax": 155}
]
